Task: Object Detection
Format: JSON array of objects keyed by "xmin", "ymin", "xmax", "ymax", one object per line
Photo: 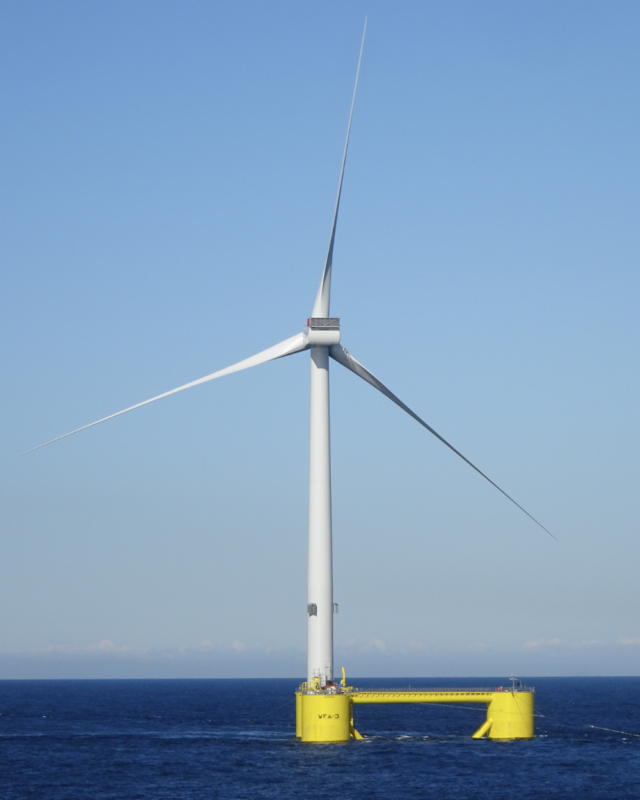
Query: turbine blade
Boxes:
[
  {"xmin": 311, "ymin": 19, "xmax": 367, "ymax": 318},
  {"xmin": 22, "ymin": 332, "xmax": 309, "ymax": 455},
  {"xmin": 330, "ymin": 344, "xmax": 555, "ymax": 540}
]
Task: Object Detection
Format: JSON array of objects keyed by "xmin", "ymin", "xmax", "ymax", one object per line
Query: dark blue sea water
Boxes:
[{"xmin": 1, "ymin": 677, "xmax": 639, "ymax": 799}]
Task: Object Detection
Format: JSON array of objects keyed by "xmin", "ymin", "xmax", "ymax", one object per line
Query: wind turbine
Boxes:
[{"xmin": 24, "ymin": 22, "xmax": 552, "ymax": 692}]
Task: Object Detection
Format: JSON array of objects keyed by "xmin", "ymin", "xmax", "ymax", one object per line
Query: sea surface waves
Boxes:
[{"xmin": 0, "ymin": 677, "xmax": 638, "ymax": 799}]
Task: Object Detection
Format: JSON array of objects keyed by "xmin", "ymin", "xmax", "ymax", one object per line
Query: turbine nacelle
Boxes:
[{"xmin": 306, "ymin": 318, "xmax": 341, "ymax": 347}]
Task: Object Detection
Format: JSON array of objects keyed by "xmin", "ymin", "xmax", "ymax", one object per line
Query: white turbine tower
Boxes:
[{"xmin": 24, "ymin": 23, "xmax": 553, "ymax": 694}]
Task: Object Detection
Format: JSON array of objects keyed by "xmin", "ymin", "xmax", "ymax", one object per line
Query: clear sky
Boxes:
[{"xmin": 2, "ymin": 0, "xmax": 640, "ymax": 679}]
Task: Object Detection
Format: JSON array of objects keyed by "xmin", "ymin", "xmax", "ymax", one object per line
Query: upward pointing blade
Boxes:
[
  {"xmin": 311, "ymin": 19, "xmax": 367, "ymax": 318},
  {"xmin": 330, "ymin": 344, "xmax": 556, "ymax": 540},
  {"xmin": 22, "ymin": 332, "xmax": 309, "ymax": 455}
]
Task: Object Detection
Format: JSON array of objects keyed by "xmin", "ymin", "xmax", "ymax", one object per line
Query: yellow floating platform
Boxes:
[{"xmin": 296, "ymin": 677, "xmax": 534, "ymax": 743}]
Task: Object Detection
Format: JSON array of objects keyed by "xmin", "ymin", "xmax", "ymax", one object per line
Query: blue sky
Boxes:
[{"xmin": 2, "ymin": 0, "xmax": 640, "ymax": 679}]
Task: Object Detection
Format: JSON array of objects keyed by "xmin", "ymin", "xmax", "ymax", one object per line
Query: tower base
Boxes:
[{"xmin": 297, "ymin": 692, "xmax": 352, "ymax": 742}]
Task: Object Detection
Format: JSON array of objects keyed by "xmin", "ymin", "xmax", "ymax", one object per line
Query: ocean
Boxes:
[{"xmin": 1, "ymin": 677, "xmax": 638, "ymax": 799}]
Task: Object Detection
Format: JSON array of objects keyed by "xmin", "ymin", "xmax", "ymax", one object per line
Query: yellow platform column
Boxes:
[
  {"xmin": 485, "ymin": 691, "xmax": 534, "ymax": 740},
  {"xmin": 299, "ymin": 693, "xmax": 351, "ymax": 742},
  {"xmin": 295, "ymin": 692, "xmax": 302, "ymax": 738}
]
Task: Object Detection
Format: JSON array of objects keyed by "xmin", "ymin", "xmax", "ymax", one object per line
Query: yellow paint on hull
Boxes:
[
  {"xmin": 472, "ymin": 718, "xmax": 493, "ymax": 739},
  {"xmin": 486, "ymin": 691, "xmax": 534, "ymax": 740},
  {"xmin": 296, "ymin": 685, "xmax": 535, "ymax": 742},
  {"xmin": 350, "ymin": 690, "xmax": 494, "ymax": 705},
  {"xmin": 298, "ymin": 693, "xmax": 351, "ymax": 742}
]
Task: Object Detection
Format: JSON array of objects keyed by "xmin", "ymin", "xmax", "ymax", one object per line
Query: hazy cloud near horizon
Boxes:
[{"xmin": 1, "ymin": 637, "xmax": 639, "ymax": 680}]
